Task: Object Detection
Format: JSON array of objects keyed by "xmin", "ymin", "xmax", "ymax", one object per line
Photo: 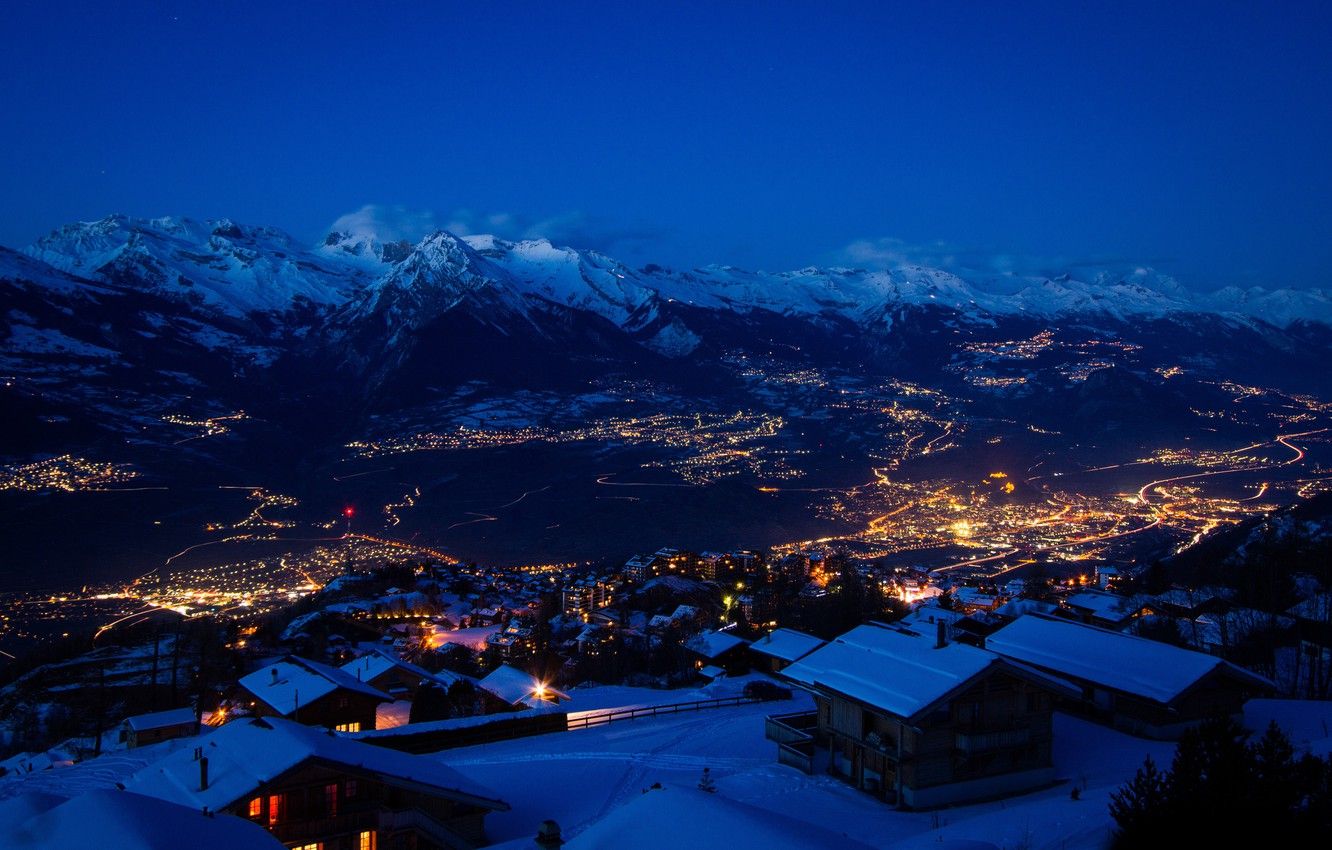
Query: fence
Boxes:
[
  {"xmin": 565, "ymin": 695, "xmax": 765, "ymax": 730},
  {"xmin": 361, "ymin": 693, "xmax": 785, "ymax": 754}
]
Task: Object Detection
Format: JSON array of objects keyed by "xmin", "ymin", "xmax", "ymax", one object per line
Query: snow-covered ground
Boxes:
[
  {"xmin": 436, "ymin": 690, "xmax": 1171, "ymax": 850},
  {"xmin": 0, "ymin": 668, "xmax": 1198, "ymax": 849}
]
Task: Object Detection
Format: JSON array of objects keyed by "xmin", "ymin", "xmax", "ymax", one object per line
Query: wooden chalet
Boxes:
[
  {"xmin": 771, "ymin": 622, "xmax": 1076, "ymax": 809},
  {"xmin": 121, "ymin": 706, "xmax": 199, "ymax": 749},
  {"xmin": 239, "ymin": 656, "xmax": 392, "ymax": 733},
  {"xmin": 985, "ymin": 614, "xmax": 1275, "ymax": 739},
  {"xmin": 127, "ymin": 716, "xmax": 509, "ymax": 850}
]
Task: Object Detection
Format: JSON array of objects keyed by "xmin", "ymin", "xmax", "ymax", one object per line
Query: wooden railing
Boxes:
[
  {"xmin": 565, "ymin": 695, "xmax": 767, "ymax": 731},
  {"xmin": 362, "ymin": 692, "xmax": 788, "ymax": 753},
  {"xmin": 764, "ymin": 710, "xmax": 817, "ymax": 744},
  {"xmin": 777, "ymin": 739, "xmax": 815, "ymax": 774},
  {"xmin": 766, "ymin": 710, "xmax": 817, "ymax": 774}
]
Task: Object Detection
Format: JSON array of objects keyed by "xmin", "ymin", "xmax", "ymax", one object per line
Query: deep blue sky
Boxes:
[{"xmin": 3, "ymin": 1, "xmax": 1330, "ymax": 289}]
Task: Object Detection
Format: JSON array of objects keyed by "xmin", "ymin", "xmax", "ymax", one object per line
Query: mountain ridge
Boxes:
[{"xmin": 17, "ymin": 214, "xmax": 1332, "ymax": 341}]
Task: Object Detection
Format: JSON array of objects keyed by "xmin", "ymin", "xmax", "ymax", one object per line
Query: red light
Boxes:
[{"xmin": 343, "ymin": 507, "xmax": 355, "ymax": 518}]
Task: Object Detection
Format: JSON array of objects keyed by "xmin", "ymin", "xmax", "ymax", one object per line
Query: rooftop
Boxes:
[
  {"xmin": 747, "ymin": 628, "xmax": 824, "ymax": 663},
  {"xmin": 685, "ymin": 630, "xmax": 749, "ymax": 660},
  {"xmin": 123, "ymin": 707, "xmax": 197, "ymax": 733},
  {"xmin": 783, "ymin": 623, "xmax": 1045, "ymax": 720},
  {"xmin": 238, "ymin": 655, "xmax": 391, "ymax": 715},
  {"xmin": 126, "ymin": 716, "xmax": 508, "ymax": 813},
  {"xmin": 478, "ymin": 664, "xmax": 569, "ymax": 707},
  {"xmin": 0, "ymin": 789, "xmax": 285, "ymax": 850},
  {"xmin": 986, "ymin": 614, "xmax": 1273, "ymax": 704}
]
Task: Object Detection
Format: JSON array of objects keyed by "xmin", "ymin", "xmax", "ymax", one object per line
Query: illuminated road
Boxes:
[{"xmin": 1137, "ymin": 429, "xmax": 1323, "ymax": 504}]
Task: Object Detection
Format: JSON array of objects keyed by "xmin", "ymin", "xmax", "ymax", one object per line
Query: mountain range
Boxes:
[{"xmin": 5, "ymin": 213, "xmax": 1332, "ymax": 446}]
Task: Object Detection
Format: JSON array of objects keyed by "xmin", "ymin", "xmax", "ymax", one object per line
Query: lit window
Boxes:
[
  {"xmin": 294, "ymin": 844, "xmax": 323, "ymax": 850},
  {"xmin": 334, "ymin": 722, "xmax": 362, "ymax": 733},
  {"xmin": 359, "ymin": 831, "xmax": 377, "ymax": 850},
  {"xmin": 267, "ymin": 794, "xmax": 283, "ymax": 826},
  {"xmin": 247, "ymin": 797, "xmax": 261, "ymax": 818},
  {"xmin": 324, "ymin": 783, "xmax": 338, "ymax": 817}
]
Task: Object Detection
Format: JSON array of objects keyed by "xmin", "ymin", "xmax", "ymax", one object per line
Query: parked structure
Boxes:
[
  {"xmin": 238, "ymin": 656, "xmax": 392, "ymax": 732},
  {"xmin": 120, "ymin": 707, "xmax": 199, "ymax": 749},
  {"xmin": 127, "ymin": 716, "xmax": 509, "ymax": 850},
  {"xmin": 684, "ymin": 630, "xmax": 750, "ymax": 678},
  {"xmin": 985, "ymin": 614, "xmax": 1275, "ymax": 738},
  {"xmin": 771, "ymin": 622, "xmax": 1076, "ymax": 808},
  {"xmin": 747, "ymin": 628, "xmax": 824, "ymax": 674}
]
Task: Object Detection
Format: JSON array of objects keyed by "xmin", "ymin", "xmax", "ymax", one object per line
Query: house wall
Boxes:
[
  {"xmin": 245, "ymin": 686, "xmax": 383, "ymax": 732},
  {"xmin": 367, "ymin": 667, "xmax": 424, "ymax": 699},
  {"xmin": 127, "ymin": 721, "xmax": 197, "ymax": 749},
  {"xmin": 229, "ymin": 761, "xmax": 492, "ymax": 850},
  {"xmin": 816, "ymin": 670, "xmax": 1056, "ymax": 808},
  {"xmin": 1054, "ymin": 667, "xmax": 1263, "ymax": 740}
]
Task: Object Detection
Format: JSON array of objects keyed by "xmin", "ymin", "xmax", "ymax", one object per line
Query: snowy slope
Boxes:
[{"xmin": 26, "ymin": 215, "xmax": 370, "ymax": 318}]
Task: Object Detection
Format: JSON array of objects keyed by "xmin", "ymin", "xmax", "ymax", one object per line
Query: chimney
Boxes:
[
  {"xmin": 271, "ymin": 667, "xmax": 279, "ymax": 685},
  {"xmin": 199, "ymin": 755, "xmax": 209, "ymax": 791},
  {"xmin": 535, "ymin": 819, "xmax": 563, "ymax": 849},
  {"xmin": 936, "ymin": 619, "xmax": 948, "ymax": 649}
]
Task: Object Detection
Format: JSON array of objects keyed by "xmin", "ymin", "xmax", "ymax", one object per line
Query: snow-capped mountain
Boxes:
[
  {"xmin": 16, "ymin": 214, "xmax": 1332, "ymax": 345},
  {"xmin": 27, "ymin": 215, "xmax": 370, "ymax": 320}
]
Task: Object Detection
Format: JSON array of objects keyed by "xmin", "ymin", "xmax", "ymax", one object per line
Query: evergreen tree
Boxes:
[{"xmin": 1108, "ymin": 755, "xmax": 1167, "ymax": 840}]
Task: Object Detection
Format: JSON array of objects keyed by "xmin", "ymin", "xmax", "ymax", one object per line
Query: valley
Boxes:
[{"xmin": 3, "ymin": 216, "xmax": 1332, "ymax": 656}]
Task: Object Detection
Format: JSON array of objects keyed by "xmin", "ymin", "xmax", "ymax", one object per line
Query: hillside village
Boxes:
[{"xmin": 1, "ymin": 529, "xmax": 1330, "ymax": 848}]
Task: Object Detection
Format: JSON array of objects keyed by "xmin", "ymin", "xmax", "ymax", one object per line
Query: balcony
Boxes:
[
  {"xmin": 765, "ymin": 710, "xmax": 817, "ymax": 745},
  {"xmin": 766, "ymin": 711, "xmax": 817, "ymax": 775}
]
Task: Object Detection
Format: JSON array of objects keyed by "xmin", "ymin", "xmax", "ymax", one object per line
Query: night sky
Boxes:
[{"xmin": 3, "ymin": 0, "xmax": 1330, "ymax": 288}]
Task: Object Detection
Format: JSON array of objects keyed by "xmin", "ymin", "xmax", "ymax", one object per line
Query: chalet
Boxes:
[
  {"xmin": 239, "ymin": 656, "xmax": 392, "ymax": 733},
  {"xmin": 985, "ymin": 614, "xmax": 1275, "ymax": 739},
  {"xmin": 127, "ymin": 716, "xmax": 509, "ymax": 850},
  {"xmin": 771, "ymin": 622, "xmax": 1077, "ymax": 809},
  {"xmin": 685, "ymin": 629, "xmax": 750, "ymax": 678},
  {"xmin": 121, "ymin": 706, "xmax": 199, "ymax": 749},
  {"xmin": 341, "ymin": 650, "xmax": 452, "ymax": 700},
  {"xmin": 748, "ymin": 628, "xmax": 824, "ymax": 674}
]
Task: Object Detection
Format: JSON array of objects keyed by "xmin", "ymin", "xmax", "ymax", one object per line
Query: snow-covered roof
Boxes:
[
  {"xmin": 477, "ymin": 664, "xmax": 569, "ymax": 707},
  {"xmin": 0, "ymin": 789, "xmax": 285, "ymax": 849},
  {"xmin": 126, "ymin": 717, "xmax": 507, "ymax": 813},
  {"xmin": 238, "ymin": 656, "xmax": 391, "ymax": 715},
  {"xmin": 748, "ymin": 628, "xmax": 824, "ymax": 663},
  {"xmin": 123, "ymin": 707, "xmax": 197, "ymax": 733},
  {"xmin": 685, "ymin": 630, "xmax": 749, "ymax": 660},
  {"xmin": 986, "ymin": 615, "xmax": 1273, "ymax": 705},
  {"xmin": 1063, "ymin": 590, "xmax": 1135, "ymax": 621},
  {"xmin": 782, "ymin": 624, "xmax": 1054, "ymax": 721},
  {"xmin": 566, "ymin": 785, "xmax": 878, "ymax": 850},
  {"xmin": 341, "ymin": 649, "xmax": 429, "ymax": 683}
]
